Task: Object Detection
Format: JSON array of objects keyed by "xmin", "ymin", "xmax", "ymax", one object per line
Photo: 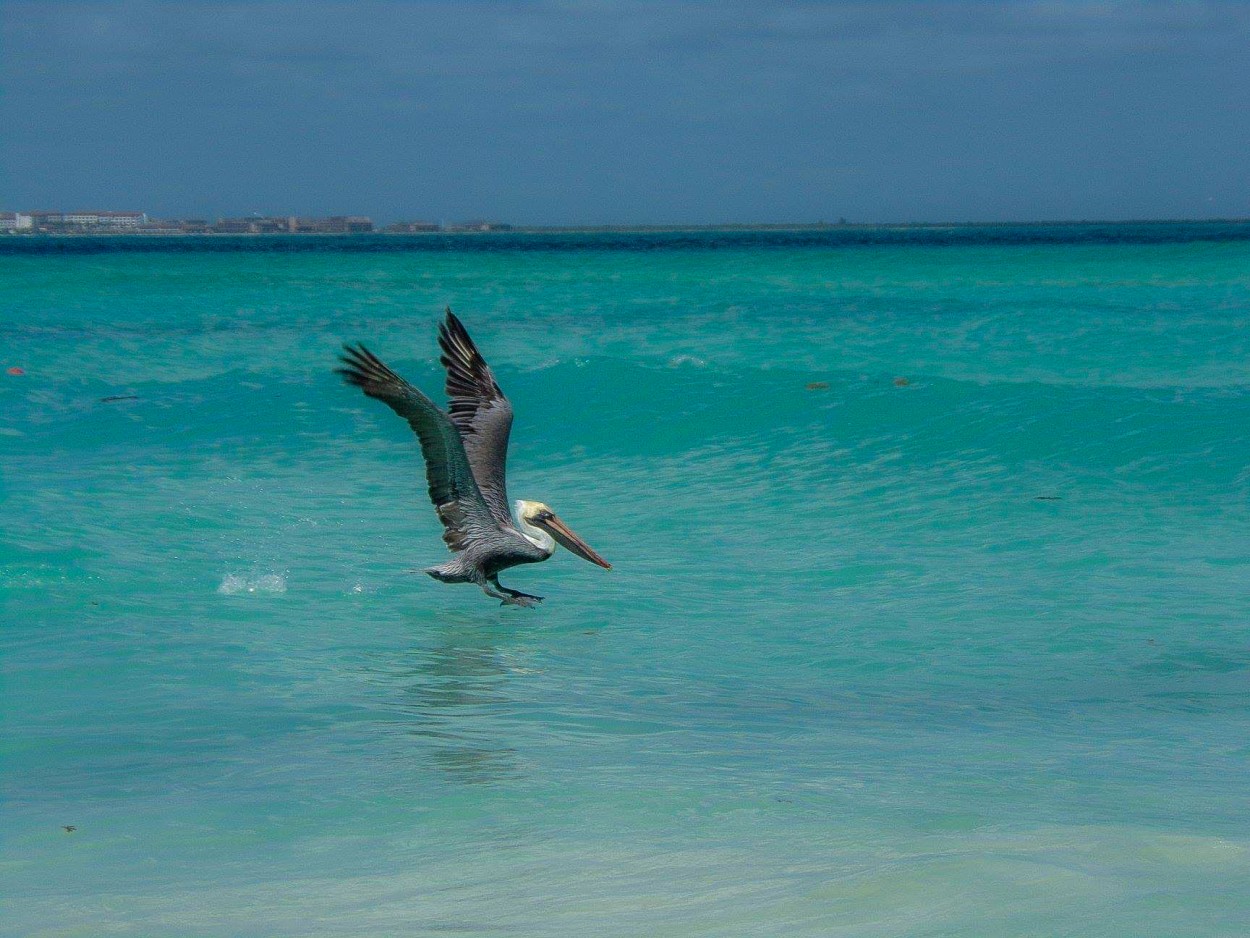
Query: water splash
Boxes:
[{"xmin": 217, "ymin": 573, "xmax": 287, "ymax": 595}]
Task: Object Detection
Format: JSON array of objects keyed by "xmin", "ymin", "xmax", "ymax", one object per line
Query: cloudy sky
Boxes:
[{"xmin": 2, "ymin": 1, "xmax": 1247, "ymax": 224}]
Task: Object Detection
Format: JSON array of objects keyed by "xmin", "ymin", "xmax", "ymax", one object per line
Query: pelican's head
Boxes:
[{"xmin": 515, "ymin": 500, "xmax": 611, "ymax": 569}]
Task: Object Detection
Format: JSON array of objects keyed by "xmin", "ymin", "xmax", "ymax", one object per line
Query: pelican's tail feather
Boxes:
[{"xmin": 424, "ymin": 562, "xmax": 474, "ymax": 584}]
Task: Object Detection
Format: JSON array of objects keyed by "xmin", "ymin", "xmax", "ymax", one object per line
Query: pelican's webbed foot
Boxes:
[
  {"xmin": 484, "ymin": 576, "xmax": 544, "ymax": 608},
  {"xmin": 501, "ymin": 592, "xmax": 543, "ymax": 608}
]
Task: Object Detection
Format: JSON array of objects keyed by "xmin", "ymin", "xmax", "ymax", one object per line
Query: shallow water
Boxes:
[{"xmin": 3, "ymin": 227, "xmax": 1249, "ymax": 936}]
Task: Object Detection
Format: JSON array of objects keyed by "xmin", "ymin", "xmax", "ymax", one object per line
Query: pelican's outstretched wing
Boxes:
[
  {"xmin": 337, "ymin": 343, "xmax": 498, "ymax": 553},
  {"xmin": 438, "ymin": 309, "xmax": 514, "ymax": 525}
]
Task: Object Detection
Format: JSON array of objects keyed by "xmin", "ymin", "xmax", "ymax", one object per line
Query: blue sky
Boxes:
[{"xmin": 2, "ymin": 1, "xmax": 1248, "ymax": 224}]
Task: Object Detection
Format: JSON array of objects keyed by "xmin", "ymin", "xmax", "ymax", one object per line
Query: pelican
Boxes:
[{"xmin": 336, "ymin": 309, "xmax": 611, "ymax": 606}]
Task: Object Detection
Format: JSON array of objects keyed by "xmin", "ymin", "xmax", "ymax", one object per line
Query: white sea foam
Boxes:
[
  {"xmin": 217, "ymin": 573, "xmax": 287, "ymax": 595},
  {"xmin": 667, "ymin": 354, "xmax": 707, "ymax": 368}
]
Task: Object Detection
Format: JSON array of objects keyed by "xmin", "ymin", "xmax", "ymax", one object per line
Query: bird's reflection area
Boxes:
[{"xmin": 370, "ymin": 611, "xmax": 525, "ymax": 786}]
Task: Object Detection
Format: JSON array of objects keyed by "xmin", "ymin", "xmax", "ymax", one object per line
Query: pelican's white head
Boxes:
[{"xmin": 515, "ymin": 500, "xmax": 611, "ymax": 569}]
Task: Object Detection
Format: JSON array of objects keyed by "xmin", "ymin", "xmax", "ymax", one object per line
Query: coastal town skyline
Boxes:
[
  {"xmin": 5, "ymin": 207, "xmax": 1249, "ymax": 238},
  {"xmin": 0, "ymin": 210, "xmax": 514, "ymax": 235}
]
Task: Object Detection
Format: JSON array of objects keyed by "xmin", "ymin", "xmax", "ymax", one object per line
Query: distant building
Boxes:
[
  {"xmin": 212, "ymin": 215, "xmax": 373, "ymax": 234},
  {"xmin": 16, "ymin": 210, "xmax": 146, "ymax": 232},
  {"xmin": 325, "ymin": 215, "xmax": 374, "ymax": 233},
  {"xmin": 383, "ymin": 221, "xmax": 440, "ymax": 233},
  {"xmin": 252, "ymin": 217, "xmax": 291, "ymax": 234},
  {"xmin": 0, "ymin": 212, "xmax": 33, "ymax": 231},
  {"xmin": 134, "ymin": 216, "xmax": 212, "ymax": 234},
  {"xmin": 64, "ymin": 211, "xmax": 144, "ymax": 228}
]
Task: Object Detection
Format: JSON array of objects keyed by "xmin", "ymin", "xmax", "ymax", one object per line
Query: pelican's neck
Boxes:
[{"xmin": 514, "ymin": 501, "xmax": 555, "ymax": 555}]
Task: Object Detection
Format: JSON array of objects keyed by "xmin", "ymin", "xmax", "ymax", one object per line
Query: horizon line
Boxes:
[{"xmin": 4, "ymin": 215, "xmax": 1250, "ymax": 233}]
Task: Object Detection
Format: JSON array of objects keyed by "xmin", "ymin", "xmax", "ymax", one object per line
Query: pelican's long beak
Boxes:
[{"xmin": 536, "ymin": 513, "xmax": 611, "ymax": 569}]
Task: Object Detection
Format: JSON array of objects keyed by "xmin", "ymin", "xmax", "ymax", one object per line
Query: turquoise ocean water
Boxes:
[{"xmin": 3, "ymin": 225, "xmax": 1249, "ymax": 935}]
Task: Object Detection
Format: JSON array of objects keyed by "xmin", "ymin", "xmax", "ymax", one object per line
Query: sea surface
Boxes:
[{"xmin": 3, "ymin": 225, "xmax": 1249, "ymax": 936}]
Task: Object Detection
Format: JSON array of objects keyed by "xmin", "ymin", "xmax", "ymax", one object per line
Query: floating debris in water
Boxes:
[
  {"xmin": 6, "ymin": 367, "xmax": 24, "ymax": 376},
  {"xmin": 806, "ymin": 381, "xmax": 830, "ymax": 391},
  {"xmin": 893, "ymin": 377, "xmax": 910, "ymax": 387},
  {"xmin": 99, "ymin": 395, "xmax": 139, "ymax": 403},
  {"xmin": 62, "ymin": 826, "xmax": 77, "ymax": 833},
  {"xmin": 1034, "ymin": 496, "xmax": 1063, "ymax": 501},
  {"xmin": 218, "ymin": 573, "xmax": 287, "ymax": 595}
]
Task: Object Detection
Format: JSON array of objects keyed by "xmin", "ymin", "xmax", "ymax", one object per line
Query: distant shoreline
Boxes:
[
  {"xmin": 3, "ymin": 218, "xmax": 1249, "ymax": 237},
  {"xmin": 520, "ymin": 218, "xmax": 1250, "ymax": 233},
  {"xmin": 5, "ymin": 220, "xmax": 1249, "ymax": 254}
]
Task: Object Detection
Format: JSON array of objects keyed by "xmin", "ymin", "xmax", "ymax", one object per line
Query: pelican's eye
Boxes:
[{"xmin": 533, "ymin": 510, "xmax": 554, "ymax": 523}]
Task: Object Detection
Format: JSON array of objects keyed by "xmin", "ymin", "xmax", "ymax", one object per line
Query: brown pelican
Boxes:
[{"xmin": 337, "ymin": 309, "xmax": 610, "ymax": 606}]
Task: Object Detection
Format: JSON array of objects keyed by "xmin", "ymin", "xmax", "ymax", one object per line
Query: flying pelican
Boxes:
[{"xmin": 336, "ymin": 309, "xmax": 611, "ymax": 606}]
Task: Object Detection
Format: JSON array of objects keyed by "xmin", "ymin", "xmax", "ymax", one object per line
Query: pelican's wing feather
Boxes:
[
  {"xmin": 438, "ymin": 309, "xmax": 514, "ymax": 524},
  {"xmin": 337, "ymin": 343, "xmax": 499, "ymax": 553}
]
